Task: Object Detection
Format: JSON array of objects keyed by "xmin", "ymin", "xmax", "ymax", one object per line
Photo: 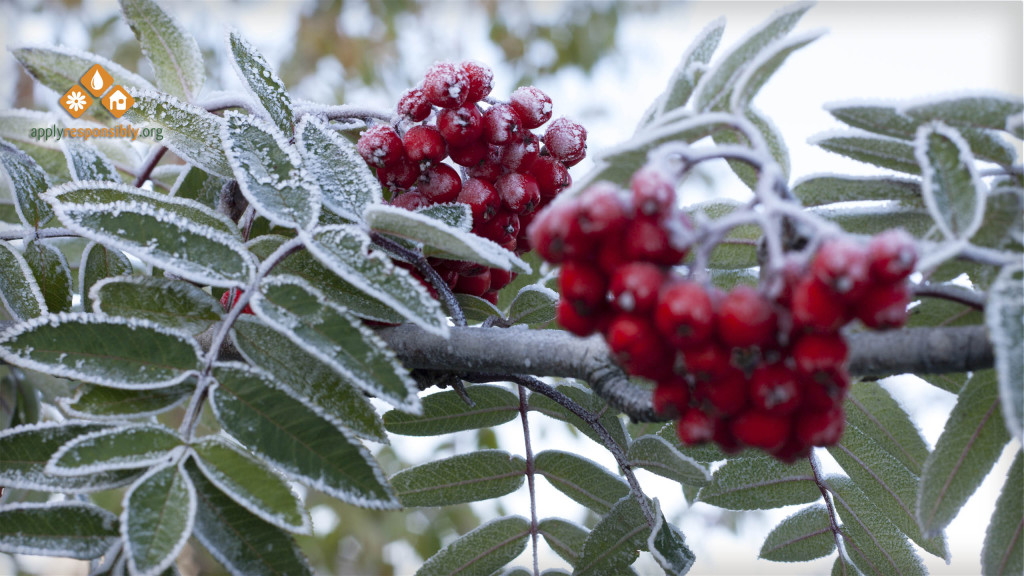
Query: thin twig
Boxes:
[
  {"xmin": 808, "ymin": 453, "xmax": 846, "ymax": 562},
  {"xmin": 133, "ymin": 146, "xmax": 167, "ymax": 188},
  {"xmin": 912, "ymin": 283, "xmax": 986, "ymax": 310},
  {"xmin": 0, "ymin": 227, "xmax": 78, "ymax": 242},
  {"xmin": 369, "ymin": 232, "xmax": 467, "ymax": 327},
  {"xmin": 517, "ymin": 384, "xmax": 541, "ymax": 576}
]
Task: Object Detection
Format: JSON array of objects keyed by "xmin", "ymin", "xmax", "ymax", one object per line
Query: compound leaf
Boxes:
[
  {"xmin": 123, "ymin": 460, "xmax": 195, "ymax": 576},
  {"xmin": 915, "ymin": 122, "xmax": 985, "ymax": 240},
  {"xmin": 0, "ymin": 239, "xmax": 47, "ymax": 320},
  {"xmin": 228, "ymin": 30, "xmax": 293, "ymax": 135},
  {"xmin": 986, "ymin": 263, "xmax": 1023, "ymax": 443},
  {"xmin": 628, "ymin": 435, "xmax": 711, "ymax": 486},
  {"xmin": 575, "ymin": 495, "xmax": 649, "ymax": 576},
  {"xmin": 125, "ymin": 89, "xmax": 232, "ymax": 177},
  {"xmin": 295, "ymin": 116, "xmax": 380, "ymax": 222},
  {"xmin": 982, "ymin": 452, "xmax": 1023, "ymax": 576},
  {"xmin": 47, "ymin": 423, "xmax": 182, "ymax": 475}
]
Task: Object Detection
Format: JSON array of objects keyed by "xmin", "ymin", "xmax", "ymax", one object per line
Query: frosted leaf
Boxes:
[
  {"xmin": 507, "ymin": 284, "xmax": 558, "ymax": 326},
  {"xmin": 914, "ymin": 122, "xmax": 985, "ymax": 240},
  {"xmin": 294, "ymin": 115, "xmax": 380, "ymax": 222},
  {"xmin": 58, "ymin": 380, "xmax": 194, "ymax": 421},
  {"xmin": 648, "ymin": 500, "xmax": 696, "ymax": 574},
  {"xmin": 809, "ymin": 203, "xmax": 933, "ymax": 238},
  {"xmin": 79, "ymin": 241, "xmax": 133, "ymax": 311},
  {"xmin": 809, "ymin": 128, "xmax": 920, "ymax": 174},
  {"xmin": 302, "ymin": 225, "xmax": 448, "ymax": 336},
  {"xmin": 10, "ymin": 44, "xmax": 153, "ymax": 97},
  {"xmin": 169, "ymin": 164, "xmax": 229, "ymax": 211},
  {"xmin": 730, "ymin": 30, "xmax": 824, "ymax": 112},
  {"xmin": 124, "ymin": 89, "xmax": 232, "ymax": 177},
  {"xmin": 792, "ymin": 174, "xmax": 924, "ymax": 209},
  {"xmin": 46, "ymin": 423, "xmax": 182, "ymax": 475},
  {"xmin": 191, "ymin": 436, "xmax": 310, "ymax": 534},
  {"xmin": 222, "ymin": 111, "xmax": 320, "ymax": 229},
  {"xmin": 22, "ymin": 239, "xmax": 73, "ymax": 314},
  {"xmin": 902, "ymin": 92, "xmax": 1024, "ymax": 133},
  {"xmin": 986, "ymin": 263, "xmax": 1023, "ymax": 443},
  {"xmin": 574, "ymin": 496, "xmax": 649, "ymax": 575},
  {"xmin": 0, "ymin": 110, "xmax": 73, "ymax": 184},
  {"xmin": 0, "ymin": 240, "xmax": 48, "ymax": 321},
  {"xmin": 416, "ymin": 202, "xmax": 472, "ymax": 232},
  {"xmin": 0, "ymin": 137, "xmax": 54, "ymax": 228},
  {"xmin": 0, "ymin": 312, "xmax": 202, "ymax": 390},
  {"xmin": 91, "ymin": 275, "xmax": 223, "ymax": 336},
  {"xmin": 43, "ymin": 180, "xmax": 255, "ymax": 287},
  {"xmin": 627, "ymin": 435, "xmax": 711, "ymax": 486},
  {"xmin": 642, "ymin": 16, "xmax": 725, "ymax": 128},
  {"xmin": 0, "ymin": 501, "xmax": 119, "ymax": 560},
  {"xmin": 228, "ymin": 30, "xmax": 294, "ymax": 135},
  {"xmin": 63, "ymin": 139, "xmax": 119, "ymax": 182},
  {"xmin": 250, "ymin": 275, "xmax": 420, "ymax": 413},
  {"xmin": 121, "ymin": 0, "xmax": 205, "ymax": 102},
  {"xmin": 122, "ymin": 458, "xmax": 196, "ymax": 576},
  {"xmin": 416, "ymin": 516, "xmax": 529, "ymax": 576}
]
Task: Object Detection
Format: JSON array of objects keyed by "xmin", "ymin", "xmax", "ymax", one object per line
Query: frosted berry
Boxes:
[
  {"xmin": 677, "ymin": 408, "xmax": 714, "ymax": 445},
  {"xmin": 856, "ymin": 283, "xmax": 910, "ymax": 329},
  {"xmin": 423, "ymin": 61, "xmax": 468, "ymax": 108},
  {"xmin": 716, "ymin": 286, "xmax": 778, "ymax": 348},
  {"xmin": 543, "ymin": 117, "xmax": 587, "ymax": 166},
  {"xmin": 482, "ymin": 103, "xmax": 522, "ymax": 145},
  {"xmin": 448, "ymin": 140, "xmax": 489, "ymax": 167},
  {"xmin": 655, "ymin": 281, "xmax": 715, "ymax": 349},
  {"xmin": 397, "ymin": 88, "xmax": 431, "ymax": 122},
  {"xmin": 404, "ymin": 125, "xmax": 446, "ymax": 165},
  {"xmin": 609, "ymin": 262, "xmax": 665, "ymax": 314},
  {"xmin": 868, "ymin": 228, "xmax": 917, "ymax": 283},
  {"xmin": 732, "ymin": 411, "xmax": 790, "ymax": 452},
  {"xmin": 630, "ymin": 166, "xmax": 676, "ymax": 217},
  {"xmin": 527, "ymin": 201, "xmax": 577, "ymax": 263},
  {"xmin": 390, "ymin": 191, "xmax": 430, "ymax": 211},
  {"xmin": 495, "ymin": 173, "xmax": 541, "ymax": 215},
  {"xmin": 357, "ymin": 124, "xmax": 404, "ymax": 168},
  {"xmin": 529, "ymin": 156, "xmax": 571, "ymax": 201},
  {"xmin": 417, "ymin": 163, "xmax": 462, "ymax": 204},
  {"xmin": 792, "ymin": 332, "xmax": 848, "ymax": 376},
  {"xmin": 749, "ymin": 364, "xmax": 801, "ymax": 415},
  {"xmin": 457, "ymin": 178, "xmax": 500, "ymax": 224},
  {"xmin": 811, "ymin": 238, "xmax": 870, "ymax": 302},
  {"xmin": 791, "ymin": 276, "xmax": 848, "ymax": 333},
  {"xmin": 559, "ymin": 260, "xmax": 607, "ymax": 312},
  {"xmin": 376, "ymin": 157, "xmax": 421, "ymax": 190},
  {"xmin": 510, "ymin": 85, "xmax": 553, "ymax": 129},
  {"xmin": 437, "ymin": 105, "xmax": 484, "ymax": 147},
  {"xmin": 460, "ymin": 61, "xmax": 493, "ymax": 103},
  {"xmin": 475, "ymin": 209, "xmax": 520, "ymax": 245},
  {"xmin": 500, "ymin": 130, "xmax": 540, "ymax": 173},
  {"xmin": 578, "ymin": 184, "xmax": 629, "ymax": 238}
]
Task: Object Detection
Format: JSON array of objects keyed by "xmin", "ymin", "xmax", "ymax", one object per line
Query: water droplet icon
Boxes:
[{"xmin": 90, "ymin": 70, "xmax": 104, "ymax": 91}]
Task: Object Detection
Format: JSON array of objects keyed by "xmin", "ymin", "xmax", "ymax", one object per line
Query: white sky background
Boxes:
[{"xmin": 1, "ymin": 1, "xmax": 1022, "ymax": 575}]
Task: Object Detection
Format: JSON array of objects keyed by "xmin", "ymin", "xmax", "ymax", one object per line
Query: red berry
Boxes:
[
  {"xmin": 695, "ymin": 369, "xmax": 747, "ymax": 416},
  {"xmin": 609, "ymin": 262, "xmax": 665, "ymax": 315},
  {"xmin": 454, "ymin": 268, "xmax": 491, "ymax": 297},
  {"xmin": 437, "ymin": 105, "xmax": 484, "ymax": 147},
  {"xmin": 460, "ymin": 61, "xmax": 493, "ymax": 103},
  {"xmin": 466, "ymin": 145, "xmax": 504, "ymax": 181},
  {"xmin": 376, "ymin": 157, "xmax": 421, "ymax": 191},
  {"xmin": 579, "ymin": 184, "xmax": 629, "ymax": 238},
  {"xmin": 489, "ymin": 268, "xmax": 514, "ymax": 291},
  {"xmin": 811, "ymin": 238, "xmax": 870, "ymax": 302},
  {"xmin": 716, "ymin": 286, "xmax": 778, "ymax": 349},
  {"xmin": 457, "ymin": 178, "xmax": 501, "ymax": 224},
  {"xmin": 773, "ymin": 437, "xmax": 812, "ymax": 463},
  {"xmin": 732, "ymin": 411, "xmax": 790, "ymax": 452},
  {"xmin": 713, "ymin": 416, "xmax": 743, "ymax": 453},
  {"xmin": 596, "ymin": 232, "xmax": 630, "ymax": 276},
  {"xmin": 220, "ymin": 290, "xmax": 253, "ymax": 315},
  {"xmin": 475, "ymin": 209, "xmax": 520, "ymax": 245},
  {"xmin": 791, "ymin": 276, "xmax": 848, "ymax": 333},
  {"xmin": 655, "ymin": 281, "xmax": 715, "ymax": 350},
  {"xmin": 796, "ymin": 407, "xmax": 845, "ymax": 446},
  {"xmin": 605, "ymin": 313, "xmax": 672, "ymax": 380},
  {"xmin": 543, "ymin": 117, "xmax": 587, "ymax": 166},
  {"xmin": 390, "ymin": 191, "xmax": 430, "ymax": 211},
  {"xmin": 682, "ymin": 342, "xmax": 733, "ymax": 382},
  {"xmin": 792, "ymin": 332, "xmax": 848, "ymax": 376},
  {"xmin": 624, "ymin": 218, "xmax": 687, "ymax": 266},
  {"xmin": 653, "ymin": 379, "xmax": 690, "ymax": 417},
  {"xmin": 482, "ymin": 103, "xmax": 522, "ymax": 145},
  {"xmin": 403, "ymin": 125, "xmax": 446, "ymax": 165},
  {"xmin": 417, "ymin": 163, "xmax": 462, "ymax": 204},
  {"xmin": 528, "ymin": 200, "xmax": 577, "ymax": 263},
  {"xmin": 448, "ymin": 139, "xmax": 489, "ymax": 167},
  {"xmin": 559, "ymin": 260, "xmax": 607, "ymax": 312},
  {"xmin": 749, "ymin": 363, "xmax": 801, "ymax": 415},
  {"xmin": 510, "ymin": 86, "xmax": 553, "ymax": 129},
  {"xmin": 800, "ymin": 367, "xmax": 850, "ymax": 412},
  {"xmin": 496, "ymin": 173, "xmax": 541, "ymax": 215},
  {"xmin": 529, "ymin": 156, "xmax": 571, "ymax": 201},
  {"xmin": 397, "ymin": 88, "xmax": 431, "ymax": 122},
  {"xmin": 481, "ymin": 290, "xmax": 500, "ymax": 305},
  {"xmin": 358, "ymin": 124, "xmax": 404, "ymax": 168},
  {"xmin": 856, "ymin": 283, "xmax": 910, "ymax": 329},
  {"xmin": 677, "ymin": 408, "xmax": 714, "ymax": 445},
  {"xmin": 630, "ymin": 166, "xmax": 675, "ymax": 217},
  {"xmin": 500, "ymin": 130, "xmax": 540, "ymax": 173},
  {"xmin": 868, "ymin": 229, "xmax": 917, "ymax": 283},
  {"xmin": 423, "ymin": 62, "xmax": 468, "ymax": 108},
  {"xmin": 557, "ymin": 298, "xmax": 599, "ymax": 336}
]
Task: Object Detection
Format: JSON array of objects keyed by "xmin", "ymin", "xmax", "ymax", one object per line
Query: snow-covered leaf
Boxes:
[
  {"xmin": 696, "ymin": 454, "xmax": 818, "ymax": 510},
  {"xmin": 47, "ymin": 423, "xmax": 181, "ymax": 475},
  {"xmin": 0, "ymin": 313, "xmax": 201, "ymax": 389},
  {"xmin": 58, "ymin": 381, "xmax": 193, "ymax": 421},
  {"xmin": 982, "ymin": 452, "xmax": 1023, "ymax": 576},
  {"xmin": 628, "ymin": 435, "xmax": 711, "ymax": 486},
  {"xmin": 122, "ymin": 460, "xmax": 195, "ymax": 576},
  {"xmin": 538, "ymin": 518, "xmax": 589, "ymax": 566},
  {"xmin": 416, "ymin": 516, "xmax": 529, "ymax": 576},
  {"xmin": 383, "ymin": 384, "xmax": 518, "ymax": 436},
  {"xmin": 644, "ymin": 17, "xmax": 725, "ymax": 125},
  {"xmin": 918, "ymin": 370, "xmax": 1010, "ymax": 538},
  {"xmin": 693, "ymin": 2, "xmax": 813, "ymax": 111},
  {"xmin": 184, "ymin": 459, "xmax": 313, "ymax": 576},
  {"xmin": 648, "ymin": 500, "xmax": 696, "ymax": 575},
  {"xmin": 22, "ymin": 239, "xmax": 72, "ymax": 313},
  {"xmin": 79, "ymin": 242, "xmax": 133, "ymax": 311},
  {"xmin": 903, "ymin": 93, "xmax": 1024, "ymax": 133},
  {"xmin": 365, "ymin": 204, "xmax": 530, "ymax": 273},
  {"xmin": 120, "ymin": 0, "xmax": 205, "ymax": 102},
  {"xmin": 169, "ymin": 165, "xmax": 227, "ymax": 210},
  {"xmin": 222, "ymin": 111, "xmax": 319, "ymax": 229},
  {"xmin": 455, "ymin": 293, "xmax": 504, "ymax": 324},
  {"xmin": 811, "ymin": 130, "xmax": 920, "ymax": 174},
  {"xmin": 124, "ymin": 89, "xmax": 231, "ymax": 177},
  {"xmin": 0, "ymin": 113, "xmax": 72, "ymax": 185},
  {"xmin": 534, "ymin": 450, "xmax": 628, "ymax": 515},
  {"xmin": 250, "ymin": 275, "xmax": 419, "ymax": 413},
  {"xmin": 192, "ymin": 436, "xmax": 309, "ymax": 534},
  {"xmin": 11, "ymin": 45, "xmax": 153, "ymax": 98},
  {"xmin": 0, "ymin": 421, "xmax": 140, "ymax": 492},
  {"xmin": 0, "ymin": 501, "xmax": 119, "ymax": 559},
  {"xmin": 295, "ymin": 115, "xmax": 379, "ymax": 221},
  {"xmin": 0, "ymin": 240, "xmax": 47, "ymax": 320},
  {"xmin": 846, "ymin": 381, "xmax": 930, "ymax": 475},
  {"xmin": 987, "ymin": 263, "xmax": 1023, "ymax": 443},
  {"xmin": 528, "ymin": 381, "xmax": 629, "ymax": 450},
  {"xmin": 63, "ymin": 139, "xmax": 120, "ymax": 183},
  {"xmin": 228, "ymin": 31, "xmax": 293, "ymax": 135},
  {"xmin": 810, "ymin": 203, "xmax": 934, "ymax": 238},
  {"xmin": 507, "ymin": 284, "xmax": 557, "ymax": 326},
  {"xmin": 209, "ymin": 362, "xmax": 399, "ymax": 509},
  {"xmin": 43, "ymin": 181, "xmax": 254, "ymax": 287},
  {"xmin": 793, "ymin": 175, "xmax": 924, "ymax": 209},
  {"xmin": 416, "ymin": 202, "xmax": 473, "ymax": 232},
  {"xmin": 759, "ymin": 503, "xmax": 835, "ymax": 562},
  {"xmin": 575, "ymin": 495, "xmax": 649, "ymax": 576},
  {"xmin": 915, "ymin": 122, "xmax": 985, "ymax": 240},
  {"xmin": 232, "ymin": 315, "xmax": 387, "ymax": 443},
  {"xmin": 0, "ymin": 138, "xmax": 54, "ymax": 228},
  {"xmin": 730, "ymin": 30, "xmax": 823, "ymax": 112},
  {"xmin": 391, "ymin": 450, "xmax": 526, "ymax": 507},
  {"xmin": 91, "ymin": 276, "xmax": 222, "ymax": 336},
  {"xmin": 303, "ymin": 225, "xmax": 448, "ymax": 336}
]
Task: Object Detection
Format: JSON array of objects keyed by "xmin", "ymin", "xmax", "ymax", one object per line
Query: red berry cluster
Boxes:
[
  {"xmin": 528, "ymin": 175, "xmax": 917, "ymax": 461},
  {"xmin": 356, "ymin": 61, "xmax": 587, "ymax": 304}
]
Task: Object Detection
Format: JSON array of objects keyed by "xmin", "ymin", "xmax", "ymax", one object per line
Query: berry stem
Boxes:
[
  {"xmin": 369, "ymin": 232, "xmax": 468, "ymax": 327},
  {"xmin": 516, "ymin": 384, "xmax": 541, "ymax": 576}
]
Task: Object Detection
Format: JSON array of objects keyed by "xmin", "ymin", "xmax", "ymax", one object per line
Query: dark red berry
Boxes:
[
  {"xmin": 390, "ymin": 191, "xmax": 430, "ymax": 211},
  {"xmin": 397, "ymin": 88, "xmax": 431, "ymax": 122},
  {"xmin": 677, "ymin": 408, "xmax": 714, "ymax": 445},
  {"xmin": 696, "ymin": 369, "xmax": 747, "ymax": 416},
  {"xmin": 220, "ymin": 290, "xmax": 253, "ymax": 315},
  {"xmin": 500, "ymin": 130, "xmax": 540, "ymax": 173},
  {"xmin": 529, "ymin": 156, "xmax": 571, "ymax": 201},
  {"xmin": 559, "ymin": 260, "xmax": 607, "ymax": 312},
  {"xmin": 457, "ymin": 178, "xmax": 501, "ymax": 224},
  {"xmin": 423, "ymin": 62, "xmax": 468, "ymax": 108},
  {"xmin": 448, "ymin": 140, "xmax": 489, "ymax": 167},
  {"xmin": 749, "ymin": 363, "xmax": 801, "ymax": 415},
  {"xmin": 732, "ymin": 411, "xmax": 790, "ymax": 451},
  {"xmin": 543, "ymin": 117, "xmax": 587, "ymax": 166},
  {"xmin": 856, "ymin": 283, "xmax": 910, "ymax": 329},
  {"xmin": 358, "ymin": 124, "xmax": 404, "ymax": 168},
  {"xmin": 489, "ymin": 268, "xmax": 514, "ymax": 291},
  {"xmin": 655, "ymin": 281, "xmax": 715, "ymax": 350},
  {"xmin": 417, "ymin": 163, "xmax": 462, "ymax": 204},
  {"xmin": 796, "ymin": 407, "xmax": 845, "ymax": 446},
  {"xmin": 624, "ymin": 218, "xmax": 686, "ymax": 265},
  {"xmin": 812, "ymin": 238, "xmax": 870, "ymax": 302},
  {"xmin": 437, "ymin": 105, "xmax": 484, "ymax": 147},
  {"xmin": 792, "ymin": 332, "xmax": 848, "ymax": 376},
  {"xmin": 609, "ymin": 262, "xmax": 665, "ymax": 314},
  {"xmin": 510, "ymin": 86, "xmax": 552, "ymax": 129},
  {"xmin": 557, "ymin": 298, "xmax": 599, "ymax": 336},
  {"xmin": 496, "ymin": 173, "xmax": 541, "ymax": 215},
  {"xmin": 605, "ymin": 313, "xmax": 673, "ymax": 380},
  {"xmin": 653, "ymin": 379, "xmax": 690, "ymax": 417},
  {"xmin": 578, "ymin": 183, "xmax": 629, "ymax": 238},
  {"xmin": 682, "ymin": 342, "xmax": 733, "ymax": 382},
  {"xmin": 460, "ymin": 61, "xmax": 493, "ymax": 103},
  {"xmin": 800, "ymin": 367, "xmax": 850, "ymax": 412},
  {"xmin": 376, "ymin": 157, "xmax": 421, "ymax": 190},
  {"xmin": 482, "ymin": 103, "xmax": 522, "ymax": 145},
  {"xmin": 716, "ymin": 286, "xmax": 778, "ymax": 349},
  {"xmin": 791, "ymin": 276, "xmax": 848, "ymax": 333},
  {"xmin": 481, "ymin": 290, "xmax": 500, "ymax": 305},
  {"xmin": 404, "ymin": 125, "xmax": 446, "ymax": 165},
  {"xmin": 868, "ymin": 229, "xmax": 917, "ymax": 283},
  {"xmin": 528, "ymin": 200, "xmax": 577, "ymax": 263},
  {"xmin": 455, "ymin": 268, "xmax": 491, "ymax": 297},
  {"xmin": 475, "ymin": 209, "xmax": 520, "ymax": 245},
  {"xmin": 630, "ymin": 166, "xmax": 675, "ymax": 217}
]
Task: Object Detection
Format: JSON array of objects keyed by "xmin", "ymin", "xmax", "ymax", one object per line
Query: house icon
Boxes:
[
  {"xmin": 109, "ymin": 90, "xmax": 127, "ymax": 110},
  {"xmin": 101, "ymin": 85, "xmax": 134, "ymax": 118}
]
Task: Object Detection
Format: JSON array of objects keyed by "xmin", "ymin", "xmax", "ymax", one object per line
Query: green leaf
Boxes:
[
  {"xmin": 538, "ymin": 518, "xmax": 588, "ymax": 565},
  {"xmin": 693, "ymin": 1, "xmax": 813, "ymax": 111},
  {"xmin": 730, "ymin": 30, "xmax": 823, "ymax": 111},
  {"xmin": 811, "ymin": 132, "xmax": 920, "ymax": 174},
  {"xmin": 810, "ymin": 204, "xmax": 934, "ymax": 238},
  {"xmin": 417, "ymin": 202, "xmax": 473, "ymax": 231},
  {"xmin": 0, "ymin": 501, "xmax": 119, "ymax": 559},
  {"xmin": 169, "ymin": 165, "xmax": 227, "ymax": 210},
  {"xmin": 987, "ymin": 263, "xmax": 1023, "ymax": 443},
  {"xmin": 63, "ymin": 140, "xmax": 119, "ymax": 182},
  {"xmin": 120, "ymin": 0, "xmax": 204, "ymax": 102},
  {"xmin": 918, "ymin": 370, "xmax": 1010, "ymax": 537},
  {"xmin": 915, "ymin": 123, "xmax": 985, "ymax": 240},
  {"xmin": 0, "ymin": 111, "xmax": 74, "ymax": 183},
  {"xmin": 295, "ymin": 115, "xmax": 380, "ymax": 222},
  {"xmin": 904, "ymin": 94, "xmax": 1024, "ymax": 132},
  {"xmin": 47, "ymin": 423, "xmax": 182, "ymax": 475},
  {"xmin": 228, "ymin": 31, "xmax": 293, "ymax": 135},
  {"xmin": 11, "ymin": 45, "xmax": 153, "ymax": 101},
  {"xmin": 628, "ymin": 435, "xmax": 710, "ymax": 486},
  {"xmin": 124, "ymin": 89, "xmax": 232, "ymax": 177},
  {"xmin": 184, "ymin": 459, "xmax": 313, "ymax": 576},
  {"xmin": 533, "ymin": 450, "xmax": 628, "ymax": 515},
  {"xmin": 455, "ymin": 293, "xmax": 503, "ymax": 324},
  {"xmin": 0, "ymin": 138, "xmax": 54, "ymax": 228},
  {"xmin": 44, "ymin": 181, "xmax": 254, "ymax": 287},
  {"xmin": 0, "ymin": 421, "xmax": 139, "ymax": 492},
  {"xmin": 711, "ymin": 107, "xmax": 790, "ymax": 188},
  {"xmin": 845, "ymin": 382, "xmax": 930, "ymax": 475},
  {"xmin": 79, "ymin": 242, "xmax": 133, "ymax": 311},
  {"xmin": 210, "ymin": 363, "xmax": 399, "ymax": 509},
  {"xmin": 0, "ymin": 240, "xmax": 47, "ymax": 320},
  {"xmin": 527, "ymin": 381, "xmax": 629, "ymax": 451},
  {"xmin": 91, "ymin": 276, "xmax": 223, "ymax": 336},
  {"xmin": 231, "ymin": 316, "xmax": 387, "ymax": 443},
  {"xmin": 123, "ymin": 461, "xmax": 195, "ymax": 576},
  {"xmin": 919, "ymin": 372, "xmax": 969, "ymax": 395},
  {"xmin": 59, "ymin": 381, "xmax": 193, "ymax": 421},
  {"xmin": 0, "ymin": 313, "xmax": 200, "ymax": 389},
  {"xmin": 828, "ymin": 475, "xmax": 925, "ymax": 576},
  {"xmin": 192, "ymin": 436, "xmax": 308, "ymax": 534},
  {"xmin": 645, "ymin": 16, "xmax": 725, "ymax": 123},
  {"xmin": 759, "ymin": 503, "xmax": 835, "ymax": 562},
  {"xmin": 686, "ymin": 199, "xmax": 761, "ymax": 268},
  {"xmin": 21, "ymin": 239, "xmax": 72, "ymax": 313},
  {"xmin": 416, "ymin": 516, "xmax": 529, "ymax": 576},
  {"xmin": 304, "ymin": 225, "xmax": 448, "ymax": 336},
  {"xmin": 222, "ymin": 111, "xmax": 319, "ymax": 229},
  {"xmin": 251, "ymin": 275, "xmax": 418, "ymax": 412},
  {"xmin": 648, "ymin": 500, "xmax": 696, "ymax": 575},
  {"xmin": 391, "ymin": 450, "xmax": 526, "ymax": 507},
  {"xmin": 383, "ymin": 384, "xmax": 519, "ymax": 436},
  {"xmin": 575, "ymin": 495, "xmax": 649, "ymax": 576},
  {"xmin": 828, "ymin": 423, "xmax": 948, "ymax": 560},
  {"xmin": 793, "ymin": 175, "xmax": 924, "ymax": 209},
  {"xmin": 507, "ymin": 284, "xmax": 558, "ymax": 326},
  {"xmin": 696, "ymin": 454, "xmax": 819, "ymax": 510},
  {"xmin": 907, "ymin": 295, "xmax": 984, "ymax": 328},
  {"xmin": 982, "ymin": 452, "xmax": 1023, "ymax": 576}
]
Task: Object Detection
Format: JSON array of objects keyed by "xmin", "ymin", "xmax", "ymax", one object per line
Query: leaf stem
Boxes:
[
  {"xmin": 517, "ymin": 384, "xmax": 540, "ymax": 576},
  {"xmin": 808, "ymin": 452, "xmax": 848, "ymax": 563},
  {"xmin": 133, "ymin": 146, "xmax": 167, "ymax": 188}
]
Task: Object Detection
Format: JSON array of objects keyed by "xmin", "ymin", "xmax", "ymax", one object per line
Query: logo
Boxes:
[{"xmin": 59, "ymin": 64, "xmax": 133, "ymax": 118}]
